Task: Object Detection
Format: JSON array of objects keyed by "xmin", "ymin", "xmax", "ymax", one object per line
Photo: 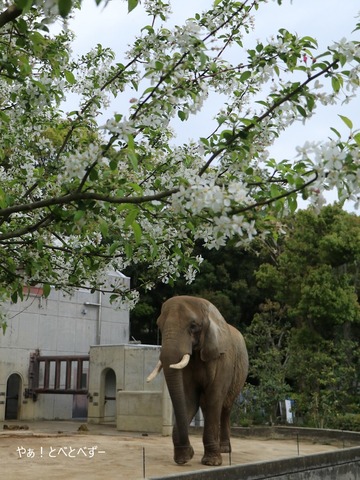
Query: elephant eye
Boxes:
[{"xmin": 189, "ymin": 321, "xmax": 200, "ymax": 333}]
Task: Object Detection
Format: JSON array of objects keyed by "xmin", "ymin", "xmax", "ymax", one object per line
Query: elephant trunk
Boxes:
[
  {"xmin": 163, "ymin": 365, "xmax": 189, "ymax": 443},
  {"xmin": 160, "ymin": 345, "xmax": 194, "ymax": 463}
]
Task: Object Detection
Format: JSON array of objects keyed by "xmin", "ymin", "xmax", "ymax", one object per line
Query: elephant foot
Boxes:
[
  {"xmin": 174, "ymin": 445, "xmax": 194, "ymax": 465},
  {"xmin": 201, "ymin": 452, "xmax": 222, "ymax": 466}
]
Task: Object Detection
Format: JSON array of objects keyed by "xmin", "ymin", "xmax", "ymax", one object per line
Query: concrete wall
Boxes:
[
  {"xmin": 0, "ymin": 272, "xmax": 130, "ymax": 421},
  {"xmin": 87, "ymin": 344, "xmax": 173, "ymax": 435},
  {"xmin": 117, "ymin": 389, "xmax": 172, "ymax": 434},
  {"xmin": 150, "ymin": 446, "xmax": 360, "ymax": 480},
  {"xmin": 233, "ymin": 425, "xmax": 360, "ymax": 445}
]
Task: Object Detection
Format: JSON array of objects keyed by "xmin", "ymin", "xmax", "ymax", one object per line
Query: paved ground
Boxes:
[{"xmin": 0, "ymin": 421, "xmax": 340, "ymax": 480}]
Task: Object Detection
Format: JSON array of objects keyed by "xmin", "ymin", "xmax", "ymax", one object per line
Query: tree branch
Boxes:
[
  {"xmin": 0, "ymin": 188, "xmax": 178, "ymax": 222},
  {"xmin": 132, "ymin": 1, "xmax": 252, "ymax": 119},
  {"xmin": 231, "ymin": 171, "xmax": 318, "ymax": 215},
  {"xmin": 198, "ymin": 60, "xmax": 339, "ymax": 176},
  {"xmin": 0, "ymin": 4, "xmax": 22, "ymax": 29},
  {"xmin": 0, "ymin": 214, "xmax": 53, "ymax": 240}
]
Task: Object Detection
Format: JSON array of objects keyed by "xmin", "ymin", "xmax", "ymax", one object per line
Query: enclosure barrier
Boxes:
[
  {"xmin": 231, "ymin": 425, "xmax": 360, "ymax": 445},
  {"xmin": 149, "ymin": 427, "xmax": 360, "ymax": 480},
  {"xmin": 149, "ymin": 446, "xmax": 360, "ymax": 480}
]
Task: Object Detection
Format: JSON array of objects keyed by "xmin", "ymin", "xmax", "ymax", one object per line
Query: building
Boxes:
[{"xmin": 0, "ymin": 271, "xmax": 130, "ymax": 422}]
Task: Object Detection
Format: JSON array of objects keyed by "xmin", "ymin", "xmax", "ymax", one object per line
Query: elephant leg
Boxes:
[
  {"xmin": 220, "ymin": 406, "xmax": 231, "ymax": 453},
  {"xmin": 172, "ymin": 428, "xmax": 194, "ymax": 465},
  {"xmin": 172, "ymin": 389, "xmax": 199, "ymax": 465},
  {"xmin": 200, "ymin": 401, "xmax": 223, "ymax": 466}
]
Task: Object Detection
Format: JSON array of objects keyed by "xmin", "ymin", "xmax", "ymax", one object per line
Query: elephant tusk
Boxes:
[
  {"xmin": 170, "ymin": 353, "xmax": 191, "ymax": 370},
  {"xmin": 146, "ymin": 360, "xmax": 163, "ymax": 382}
]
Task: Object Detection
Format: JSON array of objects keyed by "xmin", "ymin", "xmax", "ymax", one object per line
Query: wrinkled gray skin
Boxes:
[{"xmin": 154, "ymin": 295, "xmax": 248, "ymax": 466}]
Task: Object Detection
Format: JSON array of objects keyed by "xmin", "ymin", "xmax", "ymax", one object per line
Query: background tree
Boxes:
[
  {"xmin": 254, "ymin": 205, "xmax": 360, "ymax": 427},
  {"xmin": 128, "ymin": 243, "xmax": 263, "ymax": 343},
  {"xmin": 287, "ymin": 332, "xmax": 359, "ymax": 428},
  {"xmin": 244, "ymin": 300, "xmax": 292, "ymax": 425}
]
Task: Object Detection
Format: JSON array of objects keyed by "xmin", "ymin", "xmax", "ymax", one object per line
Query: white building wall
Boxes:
[{"xmin": 0, "ymin": 272, "xmax": 130, "ymax": 421}]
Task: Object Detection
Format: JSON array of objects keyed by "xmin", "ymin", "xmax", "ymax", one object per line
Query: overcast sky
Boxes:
[{"xmin": 65, "ymin": 0, "xmax": 360, "ymax": 209}]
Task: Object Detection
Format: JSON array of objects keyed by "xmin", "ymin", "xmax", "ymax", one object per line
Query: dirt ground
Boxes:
[{"xmin": 0, "ymin": 421, "xmax": 340, "ymax": 480}]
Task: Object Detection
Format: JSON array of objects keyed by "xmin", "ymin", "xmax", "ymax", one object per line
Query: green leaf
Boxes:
[
  {"xmin": 128, "ymin": 0, "xmax": 138, "ymax": 12},
  {"xmin": 43, "ymin": 283, "xmax": 51, "ymax": 298},
  {"xmin": 109, "ymin": 158, "xmax": 118, "ymax": 171},
  {"xmin": 273, "ymin": 64, "xmax": 280, "ymax": 77},
  {"xmin": 178, "ymin": 110, "xmax": 187, "ymax": 121},
  {"xmin": 331, "ymin": 76, "xmax": 341, "ymax": 93},
  {"xmin": 1, "ymin": 321, "xmax": 7, "ymax": 335},
  {"xmin": 15, "ymin": 0, "xmax": 32, "ymax": 10},
  {"xmin": 353, "ymin": 132, "xmax": 360, "ymax": 146},
  {"xmin": 127, "ymin": 134, "xmax": 138, "ymax": 170},
  {"xmin": 109, "ymin": 242, "xmax": 120, "ymax": 255},
  {"xmin": 338, "ymin": 115, "xmax": 353, "ymax": 129},
  {"xmin": 64, "ymin": 70, "xmax": 76, "ymax": 84},
  {"xmin": 0, "ymin": 111, "xmax": 10, "ymax": 123},
  {"xmin": 154, "ymin": 61, "xmax": 164, "ymax": 70},
  {"xmin": 186, "ymin": 221, "xmax": 195, "ymax": 233},
  {"xmin": 330, "ymin": 127, "xmax": 341, "ymax": 138},
  {"xmin": 128, "ymin": 182, "xmax": 143, "ymax": 194},
  {"xmin": 199, "ymin": 52, "xmax": 208, "ymax": 69},
  {"xmin": 124, "ymin": 207, "xmax": 139, "ymax": 228},
  {"xmin": 29, "ymin": 32, "xmax": 45, "ymax": 50},
  {"xmin": 239, "ymin": 118, "xmax": 253, "ymax": 126},
  {"xmin": 16, "ymin": 18, "xmax": 28, "ymax": 34},
  {"xmin": 99, "ymin": 220, "xmax": 109, "ymax": 237},
  {"xmin": 240, "ymin": 71, "xmax": 251, "ymax": 82},
  {"xmin": 127, "ymin": 151, "xmax": 138, "ymax": 171},
  {"xmin": 0, "ymin": 188, "xmax": 9, "ymax": 208},
  {"xmin": 89, "ymin": 167, "xmax": 99, "ymax": 181},
  {"xmin": 221, "ymin": 130, "xmax": 234, "ymax": 142},
  {"xmin": 74, "ymin": 210, "xmax": 85, "ymax": 222},
  {"xmin": 127, "ymin": 134, "xmax": 135, "ymax": 150},
  {"xmin": 17, "ymin": 286, "xmax": 24, "ymax": 302},
  {"xmin": 58, "ymin": 0, "xmax": 72, "ymax": 17},
  {"xmin": 270, "ymin": 184, "xmax": 280, "ymax": 198},
  {"xmin": 132, "ymin": 221, "xmax": 142, "ymax": 245},
  {"xmin": 287, "ymin": 194, "xmax": 298, "ymax": 213},
  {"xmin": 306, "ymin": 94, "xmax": 315, "ymax": 112},
  {"xmin": 124, "ymin": 242, "xmax": 133, "ymax": 259},
  {"xmin": 297, "ymin": 105, "xmax": 307, "ymax": 118}
]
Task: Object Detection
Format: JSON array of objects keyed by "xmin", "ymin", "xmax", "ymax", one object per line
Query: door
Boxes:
[
  {"xmin": 5, "ymin": 374, "xmax": 22, "ymax": 420},
  {"xmin": 104, "ymin": 369, "xmax": 116, "ymax": 422}
]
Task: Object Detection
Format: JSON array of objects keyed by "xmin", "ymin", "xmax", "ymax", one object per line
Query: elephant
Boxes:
[{"xmin": 147, "ymin": 295, "xmax": 248, "ymax": 467}]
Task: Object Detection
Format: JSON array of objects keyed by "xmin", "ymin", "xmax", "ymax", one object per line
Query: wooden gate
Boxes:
[{"xmin": 26, "ymin": 351, "xmax": 89, "ymax": 399}]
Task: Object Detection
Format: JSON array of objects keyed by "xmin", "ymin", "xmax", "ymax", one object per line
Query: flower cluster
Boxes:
[{"xmin": 172, "ymin": 179, "xmax": 250, "ymax": 215}]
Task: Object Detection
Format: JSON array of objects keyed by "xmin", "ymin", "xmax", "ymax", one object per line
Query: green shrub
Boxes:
[{"xmin": 327, "ymin": 414, "xmax": 360, "ymax": 432}]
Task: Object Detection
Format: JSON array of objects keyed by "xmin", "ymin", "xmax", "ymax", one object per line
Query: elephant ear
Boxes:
[
  {"xmin": 200, "ymin": 302, "xmax": 229, "ymax": 362},
  {"xmin": 156, "ymin": 311, "xmax": 166, "ymax": 331},
  {"xmin": 157, "ymin": 299, "xmax": 171, "ymax": 331}
]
